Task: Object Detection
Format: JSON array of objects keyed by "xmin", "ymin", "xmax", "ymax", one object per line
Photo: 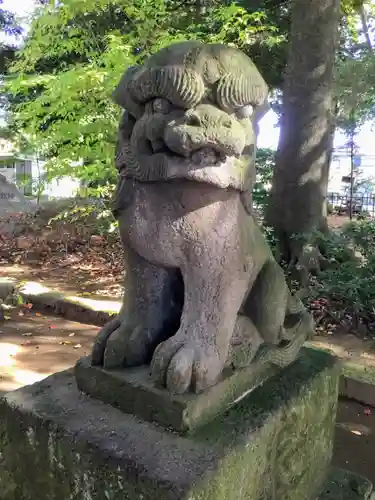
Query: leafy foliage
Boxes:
[
  {"xmin": 5, "ymin": 0, "xmax": 287, "ymax": 195},
  {"xmin": 334, "ymin": 51, "xmax": 375, "ymax": 131},
  {"xmin": 306, "ymin": 220, "xmax": 375, "ymax": 333},
  {"xmin": 253, "ymin": 147, "xmax": 275, "ymax": 212},
  {"xmin": 253, "ymin": 147, "xmax": 375, "ymax": 334},
  {"xmin": 0, "ymin": 0, "xmax": 22, "ymax": 74},
  {"xmin": 333, "ymin": 1, "xmax": 375, "ymax": 133},
  {"xmin": 8, "ymin": 0, "xmax": 375, "ymax": 193}
]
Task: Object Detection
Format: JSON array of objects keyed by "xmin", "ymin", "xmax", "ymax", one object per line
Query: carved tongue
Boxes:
[{"xmin": 192, "ymin": 148, "xmax": 218, "ymax": 166}]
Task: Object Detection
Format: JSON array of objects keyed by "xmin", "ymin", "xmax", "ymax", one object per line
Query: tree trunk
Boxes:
[{"xmin": 265, "ymin": 0, "xmax": 341, "ymax": 277}]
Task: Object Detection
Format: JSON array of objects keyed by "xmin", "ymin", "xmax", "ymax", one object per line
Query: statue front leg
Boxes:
[
  {"xmin": 150, "ymin": 241, "xmax": 250, "ymax": 394},
  {"xmin": 91, "ymin": 245, "xmax": 181, "ymax": 369}
]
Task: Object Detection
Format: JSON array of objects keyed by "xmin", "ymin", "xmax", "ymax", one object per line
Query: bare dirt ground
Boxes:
[
  {"xmin": 0, "ymin": 305, "xmax": 99, "ymax": 394},
  {"xmin": 0, "ymin": 259, "xmax": 123, "ymax": 298},
  {"xmin": 0, "ymin": 209, "xmax": 124, "ymax": 297}
]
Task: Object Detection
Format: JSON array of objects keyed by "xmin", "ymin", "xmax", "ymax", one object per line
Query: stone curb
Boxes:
[
  {"xmin": 339, "ymin": 377, "xmax": 375, "ymax": 408},
  {"xmin": 0, "ymin": 278, "xmax": 121, "ymax": 327},
  {"xmin": 306, "ymin": 343, "xmax": 375, "ymax": 409},
  {"xmin": 1, "ymin": 277, "xmax": 375, "ymax": 408}
]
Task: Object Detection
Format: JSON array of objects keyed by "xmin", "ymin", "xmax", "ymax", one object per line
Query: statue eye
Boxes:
[
  {"xmin": 153, "ymin": 98, "xmax": 171, "ymax": 114},
  {"xmin": 235, "ymin": 105, "xmax": 254, "ymax": 119}
]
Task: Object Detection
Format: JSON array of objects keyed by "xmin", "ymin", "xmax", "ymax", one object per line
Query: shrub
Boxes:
[{"xmin": 307, "ymin": 219, "xmax": 375, "ymax": 333}]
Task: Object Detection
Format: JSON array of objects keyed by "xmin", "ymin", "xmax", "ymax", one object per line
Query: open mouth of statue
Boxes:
[{"xmin": 151, "ymin": 143, "xmax": 228, "ymax": 167}]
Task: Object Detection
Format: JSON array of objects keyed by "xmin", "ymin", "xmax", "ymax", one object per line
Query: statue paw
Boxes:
[
  {"xmin": 91, "ymin": 317, "xmax": 159, "ymax": 368},
  {"xmin": 150, "ymin": 333, "xmax": 223, "ymax": 394}
]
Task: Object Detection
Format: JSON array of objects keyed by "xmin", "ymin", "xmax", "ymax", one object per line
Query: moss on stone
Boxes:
[
  {"xmin": 189, "ymin": 348, "xmax": 340, "ymax": 500},
  {"xmin": 0, "ymin": 348, "xmax": 341, "ymax": 500}
]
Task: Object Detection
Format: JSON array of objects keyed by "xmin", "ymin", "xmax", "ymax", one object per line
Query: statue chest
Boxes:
[{"xmin": 117, "ymin": 179, "xmax": 243, "ymax": 268}]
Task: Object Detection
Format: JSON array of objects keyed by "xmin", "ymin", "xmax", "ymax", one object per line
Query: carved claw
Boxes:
[
  {"xmin": 91, "ymin": 318, "xmax": 122, "ymax": 366},
  {"xmin": 150, "ymin": 333, "xmax": 223, "ymax": 394},
  {"xmin": 91, "ymin": 318, "xmax": 160, "ymax": 368}
]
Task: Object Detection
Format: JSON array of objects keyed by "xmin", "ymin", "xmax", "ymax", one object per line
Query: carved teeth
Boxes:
[{"xmin": 192, "ymin": 148, "xmax": 219, "ymax": 165}]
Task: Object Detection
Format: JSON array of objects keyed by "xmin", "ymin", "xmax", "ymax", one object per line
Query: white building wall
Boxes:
[
  {"xmin": 31, "ymin": 158, "xmax": 80, "ymax": 199},
  {"xmin": 328, "ymin": 153, "xmax": 375, "ymax": 195}
]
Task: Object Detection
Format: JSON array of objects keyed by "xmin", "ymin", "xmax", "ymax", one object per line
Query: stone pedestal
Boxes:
[
  {"xmin": 74, "ymin": 354, "xmax": 281, "ymax": 433},
  {"xmin": 0, "ymin": 348, "xmax": 373, "ymax": 499}
]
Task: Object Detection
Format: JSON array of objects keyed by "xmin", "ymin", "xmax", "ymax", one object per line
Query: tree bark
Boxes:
[{"xmin": 265, "ymin": 0, "xmax": 341, "ymax": 273}]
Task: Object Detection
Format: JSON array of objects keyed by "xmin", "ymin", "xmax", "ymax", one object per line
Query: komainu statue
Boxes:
[{"xmin": 91, "ymin": 41, "xmax": 315, "ymax": 395}]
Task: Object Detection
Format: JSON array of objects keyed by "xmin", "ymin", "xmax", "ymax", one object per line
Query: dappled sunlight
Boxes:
[
  {"xmin": 17, "ymin": 281, "xmax": 122, "ymax": 314},
  {"xmin": 337, "ymin": 421, "xmax": 372, "ymax": 437},
  {"xmin": 0, "ymin": 308, "xmax": 100, "ymax": 393},
  {"xmin": 0, "ymin": 342, "xmax": 50, "ymax": 393},
  {"xmin": 21, "ymin": 281, "xmax": 51, "ymax": 295},
  {"xmin": 10, "ymin": 368, "xmax": 50, "ymax": 386},
  {"xmin": 0, "ymin": 276, "xmax": 16, "ymax": 284},
  {"xmin": 0, "ymin": 342, "xmax": 20, "ymax": 368},
  {"xmin": 64, "ymin": 295, "xmax": 121, "ymax": 314},
  {"xmin": 1, "ymin": 369, "xmax": 50, "ymax": 393},
  {"xmin": 300, "ymin": 157, "xmax": 327, "ymax": 184}
]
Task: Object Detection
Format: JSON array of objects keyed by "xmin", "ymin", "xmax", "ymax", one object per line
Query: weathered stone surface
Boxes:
[
  {"xmin": 90, "ymin": 41, "xmax": 315, "ymax": 396},
  {"xmin": 0, "ymin": 348, "xmax": 339, "ymax": 500},
  {"xmin": 319, "ymin": 468, "xmax": 374, "ymax": 499},
  {"xmin": 75, "ymin": 354, "xmax": 281, "ymax": 433}
]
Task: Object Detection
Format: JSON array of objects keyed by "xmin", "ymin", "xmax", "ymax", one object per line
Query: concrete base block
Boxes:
[{"xmin": 0, "ymin": 348, "xmax": 345, "ymax": 499}]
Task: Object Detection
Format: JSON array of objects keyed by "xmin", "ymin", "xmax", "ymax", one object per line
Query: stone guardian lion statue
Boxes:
[{"xmin": 91, "ymin": 41, "xmax": 315, "ymax": 395}]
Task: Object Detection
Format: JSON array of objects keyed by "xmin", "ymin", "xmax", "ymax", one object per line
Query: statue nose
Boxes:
[
  {"xmin": 185, "ymin": 110, "xmax": 202, "ymax": 127},
  {"xmin": 184, "ymin": 108, "xmax": 233, "ymax": 129}
]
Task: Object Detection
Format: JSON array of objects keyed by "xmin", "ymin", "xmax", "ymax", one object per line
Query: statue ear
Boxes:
[{"xmin": 112, "ymin": 65, "xmax": 143, "ymax": 119}]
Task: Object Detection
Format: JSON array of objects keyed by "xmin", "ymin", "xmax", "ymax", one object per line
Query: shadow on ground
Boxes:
[
  {"xmin": 0, "ymin": 307, "xmax": 100, "ymax": 393},
  {"xmin": 334, "ymin": 399, "xmax": 375, "ymax": 483},
  {"xmin": 1, "ymin": 262, "xmax": 123, "ymax": 298}
]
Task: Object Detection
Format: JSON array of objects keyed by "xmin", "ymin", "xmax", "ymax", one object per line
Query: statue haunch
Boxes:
[{"xmin": 91, "ymin": 41, "xmax": 315, "ymax": 395}]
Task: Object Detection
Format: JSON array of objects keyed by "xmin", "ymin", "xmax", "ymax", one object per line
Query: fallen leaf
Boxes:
[
  {"xmin": 59, "ymin": 340, "xmax": 73, "ymax": 345},
  {"xmin": 73, "ymin": 344, "xmax": 82, "ymax": 349},
  {"xmin": 69, "ymin": 333, "xmax": 75, "ymax": 337},
  {"xmin": 337, "ymin": 422, "xmax": 371, "ymax": 436}
]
